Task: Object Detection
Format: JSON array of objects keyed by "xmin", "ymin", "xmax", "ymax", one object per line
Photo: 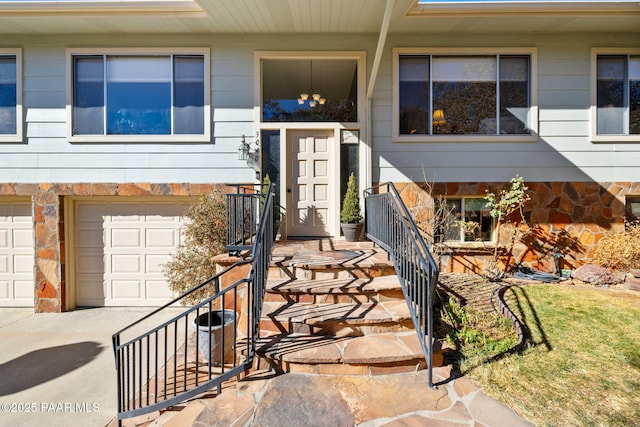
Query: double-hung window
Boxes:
[
  {"xmin": 394, "ymin": 48, "xmax": 537, "ymax": 142},
  {"xmin": 67, "ymin": 49, "xmax": 210, "ymax": 142},
  {"xmin": 438, "ymin": 198, "xmax": 494, "ymax": 243},
  {"xmin": 0, "ymin": 49, "xmax": 22, "ymax": 142},
  {"xmin": 592, "ymin": 49, "xmax": 640, "ymax": 141}
]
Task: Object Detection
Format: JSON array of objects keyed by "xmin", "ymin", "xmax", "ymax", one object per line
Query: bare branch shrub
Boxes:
[
  {"xmin": 592, "ymin": 221, "xmax": 640, "ymax": 271},
  {"xmin": 163, "ymin": 190, "xmax": 228, "ymax": 305}
]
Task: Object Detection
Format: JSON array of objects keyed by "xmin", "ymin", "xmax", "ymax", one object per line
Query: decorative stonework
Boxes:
[
  {"xmin": 392, "ymin": 181, "xmax": 638, "ymax": 274},
  {"xmin": 0, "ymin": 182, "xmax": 235, "ymax": 313}
]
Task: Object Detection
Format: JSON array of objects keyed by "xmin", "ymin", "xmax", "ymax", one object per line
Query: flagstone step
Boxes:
[
  {"xmin": 268, "ymin": 245, "xmax": 396, "ymax": 280},
  {"xmin": 265, "ymin": 275, "xmax": 404, "ymax": 304},
  {"xmin": 254, "ymin": 332, "xmax": 445, "ymax": 375},
  {"xmin": 260, "ymin": 301, "xmax": 414, "ymax": 336}
]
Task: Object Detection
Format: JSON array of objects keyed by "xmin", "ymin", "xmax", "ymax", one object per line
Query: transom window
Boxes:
[
  {"xmin": 595, "ymin": 54, "xmax": 640, "ymax": 136},
  {"xmin": 68, "ymin": 49, "xmax": 209, "ymax": 141},
  {"xmin": 0, "ymin": 49, "xmax": 22, "ymax": 142},
  {"xmin": 261, "ymin": 58, "xmax": 358, "ymax": 123},
  {"xmin": 438, "ymin": 198, "xmax": 494, "ymax": 243},
  {"xmin": 394, "ymin": 49, "xmax": 536, "ymax": 141}
]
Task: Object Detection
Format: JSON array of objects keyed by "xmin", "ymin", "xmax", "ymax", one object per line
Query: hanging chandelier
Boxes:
[{"xmin": 298, "ymin": 60, "xmax": 326, "ymax": 107}]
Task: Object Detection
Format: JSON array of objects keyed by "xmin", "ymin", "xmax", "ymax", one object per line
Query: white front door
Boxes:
[{"xmin": 286, "ymin": 130, "xmax": 335, "ymax": 237}]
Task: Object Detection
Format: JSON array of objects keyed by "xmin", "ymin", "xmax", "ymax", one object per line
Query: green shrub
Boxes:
[
  {"xmin": 340, "ymin": 173, "xmax": 363, "ymax": 224},
  {"xmin": 163, "ymin": 190, "xmax": 228, "ymax": 305},
  {"xmin": 592, "ymin": 222, "xmax": 640, "ymax": 271}
]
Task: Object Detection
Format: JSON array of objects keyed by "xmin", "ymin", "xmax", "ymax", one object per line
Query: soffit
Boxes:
[{"xmin": 0, "ymin": 0, "xmax": 638, "ymax": 34}]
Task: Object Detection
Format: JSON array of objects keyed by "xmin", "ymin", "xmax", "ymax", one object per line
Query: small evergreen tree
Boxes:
[{"xmin": 341, "ymin": 173, "xmax": 363, "ymax": 224}]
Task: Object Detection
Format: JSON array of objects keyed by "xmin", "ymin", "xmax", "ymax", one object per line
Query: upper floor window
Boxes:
[
  {"xmin": 68, "ymin": 49, "xmax": 210, "ymax": 142},
  {"xmin": 394, "ymin": 48, "xmax": 537, "ymax": 142},
  {"xmin": 0, "ymin": 49, "xmax": 22, "ymax": 142},
  {"xmin": 594, "ymin": 53, "xmax": 640, "ymax": 138}
]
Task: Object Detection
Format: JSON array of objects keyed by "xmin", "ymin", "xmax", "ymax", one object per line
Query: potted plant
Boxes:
[{"xmin": 340, "ymin": 173, "xmax": 364, "ymax": 242}]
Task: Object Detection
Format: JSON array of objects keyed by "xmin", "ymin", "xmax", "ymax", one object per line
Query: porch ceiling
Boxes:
[{"xmin": 0, "ymin": 0, "xmax": 638, "ymax": 35}]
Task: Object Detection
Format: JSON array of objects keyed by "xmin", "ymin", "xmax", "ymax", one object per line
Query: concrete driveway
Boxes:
[{"xmin": 0, "ymin": 307, "xmax": 185, "ymax": 427}]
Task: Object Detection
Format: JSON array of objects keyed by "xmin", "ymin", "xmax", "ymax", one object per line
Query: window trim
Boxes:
[
  {"xmin": 591, "ymin": 47, "xmax": 640, "ymax": 143},
  {"xmin": 0, "ymin": 48, "xmax": 23, "ymax": 143},
  {"xmin": 392, "ymin": 47, "xmax": 538, "ymax": 143},
  {"xmin": 65, "ymin": 47, "xmax": 210, "ymax": 143}
]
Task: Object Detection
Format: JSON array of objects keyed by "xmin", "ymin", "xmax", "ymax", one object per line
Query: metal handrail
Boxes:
[
  {"xmin": 112, "ymin": 183, "xmax": 275, "ymax": 422},
  {"xmin": 226, "ymin": 184, "xmax": 260, "ymax": 255},
  {"xmin": 364, "ymin": 182, "xmax": 440, "ymax": 388}
]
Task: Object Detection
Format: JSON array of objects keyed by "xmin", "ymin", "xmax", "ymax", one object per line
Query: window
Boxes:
[
  {"xmin": 438, "ymin": 198, "xmax": 494, "ymax": 243},
  {"xmin": 394, "ymin": 48, "xmax": 536, "ymax": 141},
  {"xmin": 68, "ymin": 49, "xmax": 210, "ymax": 142},
  {"xmin": 261, "ymin": 58, "xmax": 358, "ymax": 123},
  {"xmin": 0, "ymin": 49, "xmax": 22, "ymax": 142},
  {"xmin": 626, "ymin": 196, "xmax": 640, "ymax": 225},
  {"xmin": 594, "ymin": 52, "xmax": 640, "ymax": 138}
]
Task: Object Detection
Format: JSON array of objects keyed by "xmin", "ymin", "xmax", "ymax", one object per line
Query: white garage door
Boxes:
[
  {"xmin": 75, "ymin": 201, "xmax": 189, "ymax": 307},
  {"xmin": 0, "ymin": 201, "xmax": 34, "ymax": 307}
]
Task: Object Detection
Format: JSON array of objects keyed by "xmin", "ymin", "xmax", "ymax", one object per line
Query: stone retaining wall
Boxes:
[{"xmin": 393, "ymin": 181, "xmax": 639, "ymax": 274}]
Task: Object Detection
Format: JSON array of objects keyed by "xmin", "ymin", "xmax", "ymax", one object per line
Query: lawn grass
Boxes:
[{"xmin": 461, "ymin": 284, "xmax": 640, "ymax": 426}]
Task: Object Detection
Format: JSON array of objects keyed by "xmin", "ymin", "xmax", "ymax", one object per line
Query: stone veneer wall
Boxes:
[
  {"xmin": 0, "ymin": 183, "xmax": 233, "ymax": 313},
  {"xmin": 393, "ymin": 181, "xmax": 639, "ymax": 274}
]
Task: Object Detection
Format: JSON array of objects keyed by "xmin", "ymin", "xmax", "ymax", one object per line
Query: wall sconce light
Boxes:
[{"xmin": 238, "ymin": 133, "xmax": 260, "ymax": 169}]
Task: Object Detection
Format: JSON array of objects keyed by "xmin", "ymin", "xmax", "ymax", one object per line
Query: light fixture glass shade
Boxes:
[
  {"xmin": 300, "ymin": 93, "xmax": 309, "ymax": 101},
  {"xmin": 312, "ymin": 93, "xmax": 321, "ymax": 101},
  {"xmin": 319, "ymin": 98, "xmax": 326, "ymax": 105},
  {"xmin": 297, "ymin": 98, "xmax": 304, "ymax": 105},
  {"xmin": 309, "ymin": 100, "xmax": 317, "ymax": 108},
  {"xmin": 432, "ymin": 109, "xmax": 446, "ymax": 125}
]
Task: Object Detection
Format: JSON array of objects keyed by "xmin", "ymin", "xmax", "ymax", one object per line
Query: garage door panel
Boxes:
[
  {"xmin": 146, "ymin": 254, "xmax": 171, "ymax": 274},
  {"xmin": 146, "ymin": 280, "xmax": 174, "ymax": 300},
  {"xmin": 14, "ymin": 255, "xmax": 33, "ymax": 273},
  {"xmin": 111, "ymin": 254, "xmax": 141, "ymax": 273},
  {"xmin": 13, "ymin": 229, "xmax": 33, "ymax": 247},
  {"xmin": 146, "ymin": 228, "xmax": 177, "ymax": 248},
  {"xmin": 0, "ymin": 255, "xmax": 7, "ymax": 273},
  {"xmin": 111, "ymin": 229, "xmax": 141, "ymax": 248},
  {"xmin": 14, "ymin": 280, "xmax": 33, "ymax": 299},
  {"xmin": 0, "ymin": 230, "xmax": 7, "ymax": 247},
  {"xmin": 112, "ymin": 280, "xmax": 142, "ymax": 299},
  {"xmin": 75, "ymin": 201, "xmax": 188, "ymax": 307}
]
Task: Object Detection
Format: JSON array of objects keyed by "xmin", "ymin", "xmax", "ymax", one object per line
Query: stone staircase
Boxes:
[{"xmin": 252, "ymin": 239, "xmax": 445, "ymax": 375}]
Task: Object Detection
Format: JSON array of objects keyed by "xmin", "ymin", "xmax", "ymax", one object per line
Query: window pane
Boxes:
[
  {"xmin": 597, "ymin": 55, "xmax": 626, "ymax": 135},
  {"xmin": 399, "ymin": 56, "xmax": 430, "ymax": 135},
  {"xmin": 463, "ymin": 198, "xmax": 492, "ymax": 242},
  {"xmin": 500, "ymin": 56, "xmax": 530, "ymax": 135},
  {"xmin": 174, "ymin": 55, "xmax": 204, "ymax": 134},
  {"xmin": 261, "ymin": 130, "xmax": 281, "ymax": 212},
  {"xmin": 441, "ymin": 199, "xmax": 462, "ymax": 242},
  {"xmin": 630, "ymin": 56, "xmax": 640, "ymax": 135},
  {"xmin": 262, "ymin": 59, "xmax": 357, "ymax": 123},
  {"xmin": 433, "ymin": 56, "xmax": 496, "ymax": 135},
  {"xmin": 73, "ymin": 56, "xmax": 104, "ymax": 135},
  {"xmin": 106, "ymin": 56, "xmax": 171, "ymax": 135},
  {"xmin": 0, "ymin": 56, "xmax": 16, "ymax": 135}
]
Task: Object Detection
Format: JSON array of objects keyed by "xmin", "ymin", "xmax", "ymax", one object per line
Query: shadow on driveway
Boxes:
[{"xmin": 0, "ymin": 341, "xmax": 105, "ymax": 396}]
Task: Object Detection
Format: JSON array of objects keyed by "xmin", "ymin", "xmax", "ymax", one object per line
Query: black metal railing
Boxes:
[
  {"xmin": 226, "ymin": 184, "xmax": 260, "ymax": 255},
  {"xmin": 112, "ymin": 183, "xmax": 275, "ymax": 422},
  {"xmin": 364, "ymin": 182, "xmax": 440, "ymax": 388}
]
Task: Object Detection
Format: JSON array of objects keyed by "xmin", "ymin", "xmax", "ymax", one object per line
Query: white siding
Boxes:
[
  {"xmin": 373, "ymin": 32, "xmax": 640, "ymax": 183},
  {"xmin": 0, "ymin": 32, "xmax": 638, "ymax": 186}
]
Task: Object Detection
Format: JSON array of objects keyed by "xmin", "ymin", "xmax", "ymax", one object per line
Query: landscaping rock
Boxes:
[{"xmin": 571, "ymin": 264, "xmax": 623, "ymax": 286}]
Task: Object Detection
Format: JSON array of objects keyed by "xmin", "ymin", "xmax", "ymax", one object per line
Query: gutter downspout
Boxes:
[{"xmin": 365, "ymin": 0, "xmax": 394, "ymax": 191}]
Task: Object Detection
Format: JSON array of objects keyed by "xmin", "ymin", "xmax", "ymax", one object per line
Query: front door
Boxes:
[{"xmin": 286, "ymin": 130, "xmax": 335, "ymax": 237}]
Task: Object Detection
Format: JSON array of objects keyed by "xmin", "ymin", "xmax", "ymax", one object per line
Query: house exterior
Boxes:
[{"xmin": 0, "ymin": 0, "xmax": 638, "ymax": 312}]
